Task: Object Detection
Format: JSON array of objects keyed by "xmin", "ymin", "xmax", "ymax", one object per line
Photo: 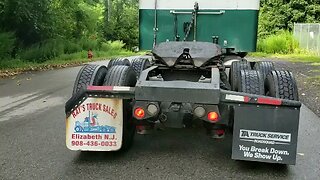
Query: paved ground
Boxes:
[{"xmin": 0, "ymin": 61, "xmax": 320, "ymax": 180}]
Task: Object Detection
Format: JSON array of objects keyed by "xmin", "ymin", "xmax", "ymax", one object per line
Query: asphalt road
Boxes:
[{"xmin": 0, "ymin": 62, "xmax": 320, "ymax": 180}]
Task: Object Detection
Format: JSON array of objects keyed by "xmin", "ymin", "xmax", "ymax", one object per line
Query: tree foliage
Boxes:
[
  {"xmin": 0, "ymin": 32, "xmax": 16, "ymax": 59},
  {"xmin": 0, "ymin": 0, "xmax": 106, "ymax": 45},
  {"xmin": 0, "ymin": 0, "xmax": 139, "ymax": 61},
  {"xmin": 259, "ymin": 0, "xmax": 320, "ymax": 38},
  {"xmin": 103, "ymin": 0, "xmax": 139, "ymax": 49},
  {"xmin": 1, "ymin": 0, "xmax": 320, "ymax": 61}
]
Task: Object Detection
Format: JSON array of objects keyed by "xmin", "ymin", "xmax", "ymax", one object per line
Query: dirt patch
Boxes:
[{"xmin": 250, "ymin": 57, "xmax": 320, "ymax": 117}]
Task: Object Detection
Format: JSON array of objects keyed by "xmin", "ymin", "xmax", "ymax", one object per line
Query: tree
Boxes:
[
  {"xmin": 259, "ymin": 0, "xmax": 320, "ymax": 37},
  {"xmin": 103, "ymin": 0, "xmax": 139, "ymax": 48},
  {"xmin": 0, "ymin": 0, "xmax": 53, "ymax": 45}
]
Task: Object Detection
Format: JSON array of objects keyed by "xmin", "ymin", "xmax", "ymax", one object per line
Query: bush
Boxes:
[
  {"xmin": 79, "ymin": 37, "xmax": 100, "ymax": 51},
  {"xmin": 100, "ymin": 40, "xmax": 126, "ymax": 52},
  {"xmin": 0, "ymin": 31, "xmax": 16, "ymax": 60},
  {"xmin": 64, "ymin": 40, "xmax": 82, "ymax": 54},
  {"xmin": 57, "ymin": 51, "xmax": 87, "ymax": 61},
  {"xmin": 257, "ymin": 31, "xmax": 299, "ymax": 54},
  {"xmin": 18, "ymin": 38, "xmax": 128, "ymax": 63},
  {"xmin": 21, "ymin": 39, "xmax": 65, "ymax": 62}
]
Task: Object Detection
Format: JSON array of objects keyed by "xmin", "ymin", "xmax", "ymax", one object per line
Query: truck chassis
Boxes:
[{"xmin": 66, "ymin": 41, "xmax": 301, "ymax": 165}]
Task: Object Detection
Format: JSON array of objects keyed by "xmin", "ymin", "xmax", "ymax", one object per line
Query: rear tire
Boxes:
[
  {"xmin": 108, "ymin": 58, "xmax": 131, "ymax": 69},
  {"xmin": 238, "ymin": 70, "xmax": 264, "ymax": 95},
  {"xmin": 72, "ymin": 65, "xmax": 108, "ymax": 95},
  {"xmin": 253, "ymin": 61, "xmax": 275, "ymax": 80},
  {"xmin": 103, "ymin": 66, "xmax": 137, "ymax": 151},
  {"xmin": 229, "ymin": 61, "xmax": 251, "ymax": 91},
  {"xmin": 131, "ymin": 58, "xmax": 151, "ymax": 78},
  {"xmin": 265, "ymin": 70, "xmax": 299, "ymax": 100}
]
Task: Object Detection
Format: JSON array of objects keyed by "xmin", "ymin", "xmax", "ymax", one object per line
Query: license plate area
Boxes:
[{"xmin": 66, "ymin": 97, "xmax": 123, "ymax": 151}]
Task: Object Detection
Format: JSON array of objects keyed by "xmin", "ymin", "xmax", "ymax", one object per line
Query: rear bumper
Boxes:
[{"xmin": 65, "ymin": 86, "xmax": 301, "ymax": 120}]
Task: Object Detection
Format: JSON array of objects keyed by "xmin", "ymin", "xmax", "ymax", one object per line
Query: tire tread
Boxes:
[
  {"xmin": 131, "ymin": 58, "xmax": 151, "ymax": 78},
  {"xmin": 254, "ymin": 61, "xmax": 275, "ymax": 80},
  {"xmin": 239, "ymin": 70, "xmax": 264, "ymax": 95},
  {"xmin": 230, "ymin": 61, "xmax": 251, "ymax": 91},
  {"xmin": 73, "ymin": 65, "xmax": 107, "ymax": 95},
  {"xmin": 266, "ymin": 70, "xmax": 299, "ymax": 100}
]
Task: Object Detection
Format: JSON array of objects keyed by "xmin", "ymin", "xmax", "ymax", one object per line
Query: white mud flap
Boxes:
[
  {"xmin": 232, "ymin": 105, "xmax": 300, "ymax": 165},
  {"xmin": 66, "ymin": 98, "xmax": 123, "ymax": 151}
]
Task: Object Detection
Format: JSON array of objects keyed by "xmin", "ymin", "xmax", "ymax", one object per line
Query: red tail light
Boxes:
[
  {"xmin": 134, "ymin": 107, "xmax": 145, "ymax": 119},
  {"xmin": 207, "ymin": 112, "xmax": 219, "ymax": 122}
]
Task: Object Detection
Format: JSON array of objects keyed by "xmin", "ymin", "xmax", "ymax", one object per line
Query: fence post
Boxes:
[
  {"xmin": 318, "ymin": 24, "xmax": 320, "ymax": 55},
  {"xmin": 307, "ymin": 24, "xmax": 310, "ymax": 50},
  {"xmin": 299, "ymin": 24, "xmax": 302, "ymax": 47}
]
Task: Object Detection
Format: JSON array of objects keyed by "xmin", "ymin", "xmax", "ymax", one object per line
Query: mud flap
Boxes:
[
  {"xmin": 232, "ymin": 105, "xmax": 300, "ymax": 165},
  {"xmin": 66, "ymin": 97, "xmax": 123, "ymax": 151}
]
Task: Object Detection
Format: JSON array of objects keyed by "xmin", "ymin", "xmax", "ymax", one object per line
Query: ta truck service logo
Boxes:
[
  {"xmin": 234, "ymin": 129, "xmax": 293, "ymax": 163},
  {"xmin": 239, "ymin": 129, "xmax": 291, "ymax": 145},
  {"xmin": 66, "ymin": 98, "xmax": 123, "ymax": 151}
]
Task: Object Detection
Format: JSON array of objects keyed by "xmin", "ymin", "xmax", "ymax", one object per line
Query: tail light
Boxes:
[
  {"xmin": 207, "ymin": 112, "xmax": 219, "ymax": 122},
  {"xmin": 134, "ymin": 107, "xmax": 145, "ymax": 119}
]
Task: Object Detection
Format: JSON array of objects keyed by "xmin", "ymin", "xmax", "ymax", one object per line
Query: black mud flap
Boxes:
[{"xmin": 231, "ymin": 105, "xmax": 300, "ymax": 165}]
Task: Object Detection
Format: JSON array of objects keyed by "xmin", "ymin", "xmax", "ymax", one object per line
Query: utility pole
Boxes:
[
  {"xmin": 108, "ymin": 0, "xmax": 111, "ymax": 22},
  {"xmin": 105, "ymin": 0, "xmax": 112, "ymax": 22}
]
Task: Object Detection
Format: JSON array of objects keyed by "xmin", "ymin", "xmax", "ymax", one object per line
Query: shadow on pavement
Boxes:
[
  {"xmin": 236, "ymin": 160, "xmax": 289, "ymax": 173},
  {"xmin": 74, "ymin": 150, "xmax": 127, "ymax": 163},
  {"xmin": 70, "ymin": 127, "xmax": 291, "ymax": 179}
]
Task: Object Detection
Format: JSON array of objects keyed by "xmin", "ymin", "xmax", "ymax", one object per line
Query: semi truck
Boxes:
[{"xmin": 65, "ymin": 0, "xmax": 301, "ymax": 165}]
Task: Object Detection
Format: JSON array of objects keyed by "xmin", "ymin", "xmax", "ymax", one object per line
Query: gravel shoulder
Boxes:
[{"xmin": 250, "ymin": 57, "xmax": 320, "ymax": 117}]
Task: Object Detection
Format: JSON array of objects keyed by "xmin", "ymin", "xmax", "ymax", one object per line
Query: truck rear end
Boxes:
[{"xmin": 65, "ymin": 0, "xmax": 302, "ymax": 165}]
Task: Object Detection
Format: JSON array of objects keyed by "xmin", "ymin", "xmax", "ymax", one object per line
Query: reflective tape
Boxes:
[
  {"xmin": 87, "ymin": 86, "xmax": 113, "ymax": 91},
  {"xmin": 113, "ymin": 86, "xmax": 132, "ymax": 91},
  {"xmin": 257, "ymin": 97, "xmax": 282, "ymax": 106},
  {"xmin": 225, "ymin": 94, "xmax": 250, "ymax": 102},
  {"xmin": 87, "ymin": 86, "xmax": 132, "ymax": 92}
]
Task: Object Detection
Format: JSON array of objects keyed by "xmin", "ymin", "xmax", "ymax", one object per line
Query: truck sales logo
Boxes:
[
  {"xmin": 74, "ymin": 111, "xmax": 116, "ymax": 134},
  {"xmin": 240, "ymin": 129, "xmax": 291, "ymax": 145}
]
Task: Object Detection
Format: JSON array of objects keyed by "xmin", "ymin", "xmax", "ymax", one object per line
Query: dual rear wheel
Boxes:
[
  {"xmin": 72, "ymin": 58, "xmax": 150, "ymax": 151},
  {"xmin": 230, "ymin": 61, "xmax": 299, "ymax": 101}
]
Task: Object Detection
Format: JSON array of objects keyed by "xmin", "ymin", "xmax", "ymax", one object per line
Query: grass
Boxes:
[
  {"xmin": 249, "ymin": 52, "xmax": 320, "ymax": 63},
  {"xmin": 0, "ymin": 50, "xmax": 137, "ymax": 78},
  {"xmin": 257, "ymin": 31, "xmax": 298, "ymax": 54},
  {"xmin": 252, "ymin": 31, "xmax": 320, "ymax": 64},
  {"xmin": 311, "ymin": 69, "xmax": 320, "ymax": 73}
]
